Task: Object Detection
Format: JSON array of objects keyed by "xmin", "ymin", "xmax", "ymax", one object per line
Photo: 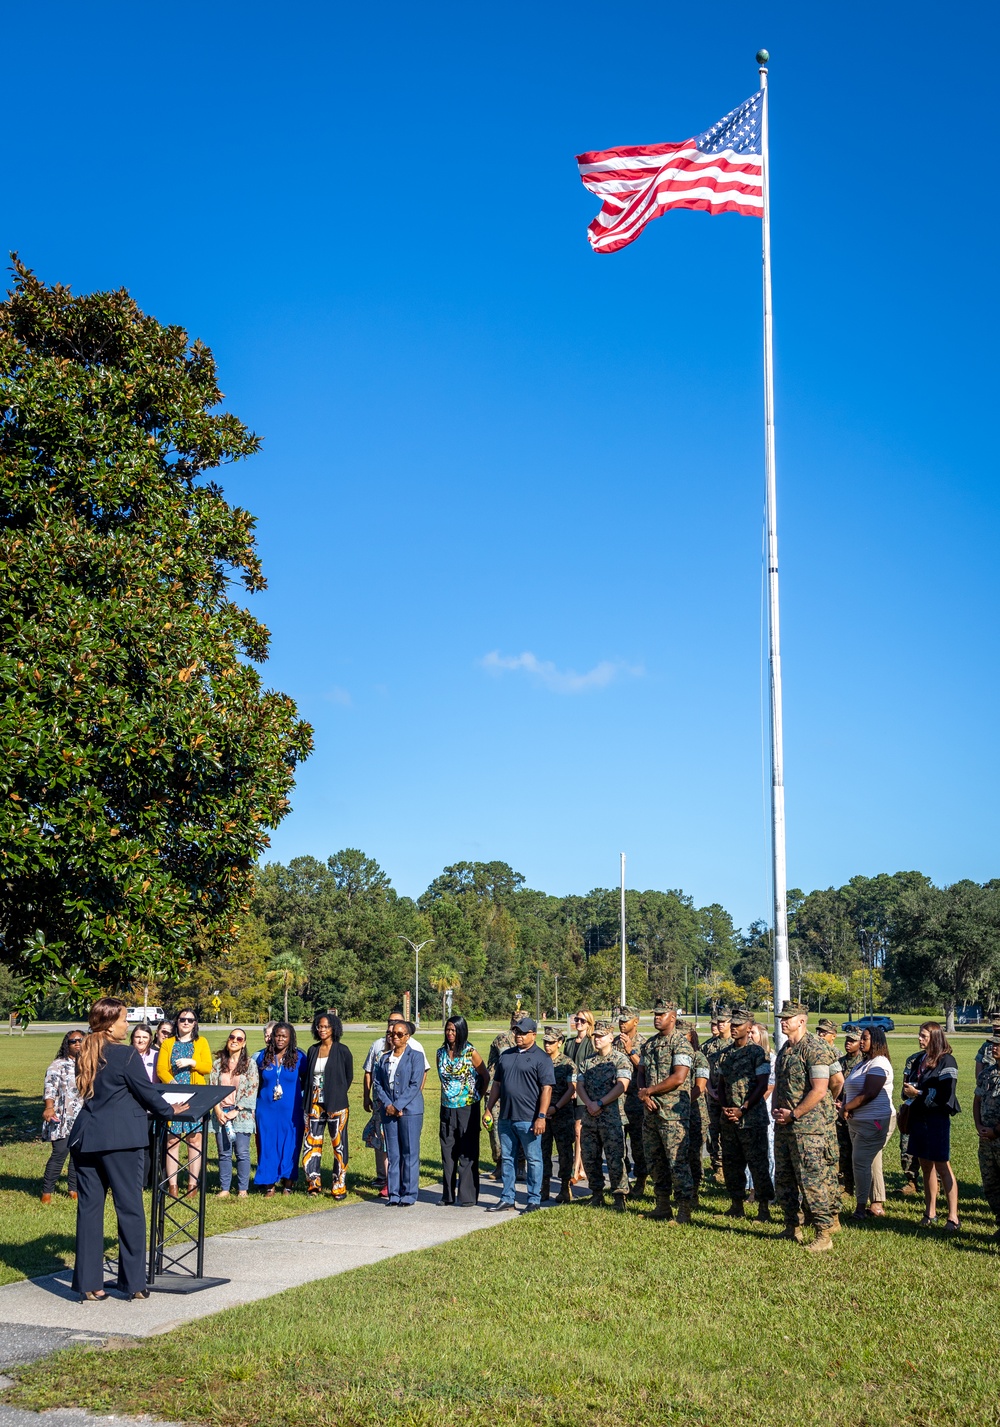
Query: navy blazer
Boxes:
[
  {"xmin": 69, "ymin": 1042, "xmax": 177, "ymax": 1152},
  {"xmin": 373, "ymin": 1043, "xmax": 424, "ymax": 1117}
]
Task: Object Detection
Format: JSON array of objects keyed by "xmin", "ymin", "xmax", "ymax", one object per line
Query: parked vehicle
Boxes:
[
  {"xmin": 126, "ymin": 1005, "xmax": 165, "ymax": 1024},
  {"xmin": 841, "ymin": 1014, "xmax": 895, "ymax": 1032}
]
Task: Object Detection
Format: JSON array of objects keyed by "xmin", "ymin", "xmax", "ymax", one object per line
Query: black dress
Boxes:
[{"xmin": 906, "ymin": 1052, "xmax": 960, "ymax": 1162}]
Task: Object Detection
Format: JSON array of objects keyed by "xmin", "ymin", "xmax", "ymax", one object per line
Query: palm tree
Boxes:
[
  {"xmin": 267, "ymin": 951, "xmax": 307, "ymax": 1022},
  {"xmin": 428, "ymin": 964, "xmax": 462, "ymax": 1025}
]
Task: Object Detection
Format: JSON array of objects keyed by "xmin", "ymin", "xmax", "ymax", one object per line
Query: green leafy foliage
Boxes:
[{"xmin": 0, "ymin": 261, "xmax": 312, "ymax": 1009}]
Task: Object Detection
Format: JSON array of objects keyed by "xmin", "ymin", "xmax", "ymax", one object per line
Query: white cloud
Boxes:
[
  {"xmin": 480, "ymin": 650, "xmax": 643, "ymax": 695},
  {"xmin": 324, "ymin": 686, "xmax": 353, "ymax": 707}
]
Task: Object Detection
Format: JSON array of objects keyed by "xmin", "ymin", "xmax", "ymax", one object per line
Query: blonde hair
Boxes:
[
  {"xmin": 575, "ymin": 1009, "xmax": 595, "ymax": 1038},
  {"xmin": 750, "ymin": 1022, "xmax": 771, "ymax": 1057},
  {"xmin": 76, "ymin": 996, "xmax": 127, "ymax": 1100}
]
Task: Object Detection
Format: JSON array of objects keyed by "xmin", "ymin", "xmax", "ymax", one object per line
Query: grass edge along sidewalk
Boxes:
[{"xmin": 3, "ymin": 1187, "xmax": 997, "ymax": 1427}]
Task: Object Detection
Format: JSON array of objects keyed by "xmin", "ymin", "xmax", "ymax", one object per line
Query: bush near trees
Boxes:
[{"xmin": 0, "ymin": 263, "xmax": 311, "ymax": 1012}]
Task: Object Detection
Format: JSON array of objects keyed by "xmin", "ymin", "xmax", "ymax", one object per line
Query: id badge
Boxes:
[{"xmin": 273, "ymin": 1083, "xmax": 283, "ymax": 1101}]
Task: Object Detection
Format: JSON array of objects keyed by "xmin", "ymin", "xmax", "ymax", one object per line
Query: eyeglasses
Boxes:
[{"xmin": 178, "ymin": 1015, "xmax": 195, "ymax": 1023}]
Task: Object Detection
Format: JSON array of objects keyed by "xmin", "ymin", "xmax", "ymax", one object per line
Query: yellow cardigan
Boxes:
[{"xmin": 156, "ymin": 1035, "xmax": 213, "ymax": 1085}]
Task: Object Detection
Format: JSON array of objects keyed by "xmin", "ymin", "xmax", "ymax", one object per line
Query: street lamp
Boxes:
[{"xmin": 396, "ymin": 936, "xmax": 434, "ymax": 1028}]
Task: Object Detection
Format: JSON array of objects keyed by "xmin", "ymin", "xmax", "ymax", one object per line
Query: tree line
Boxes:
[{"xmin": 8, "ymin": 854, "xmax": 988, "ymax": 1030}]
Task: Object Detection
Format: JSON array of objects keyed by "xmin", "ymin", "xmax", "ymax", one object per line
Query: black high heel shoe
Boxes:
[
  {"xmin": 129, "ymin": 1289, "xmax": 151, "ymax": 1300},
  {"xmin": 81, "ymin": 1290, "xmax": 109, "ymax": 1302}
]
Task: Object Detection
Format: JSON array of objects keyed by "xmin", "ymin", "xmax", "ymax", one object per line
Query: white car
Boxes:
[{"xmin": 126, "ymin": 1006, "xmax": 165, "ymax": 1024}]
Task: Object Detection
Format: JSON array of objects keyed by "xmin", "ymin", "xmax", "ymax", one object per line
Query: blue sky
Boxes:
[{"xmin": 9, "ymin": 1, "xmax": 998, "ymax": 929}]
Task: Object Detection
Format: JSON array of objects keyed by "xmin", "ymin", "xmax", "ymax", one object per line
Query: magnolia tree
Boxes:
[{"xmin": 0, "ymin": 262, "xmax": 312, "ymax": 1011}]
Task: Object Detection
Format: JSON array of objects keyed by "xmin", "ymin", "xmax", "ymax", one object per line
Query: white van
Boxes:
[{"xmin": 126, "ymin": 1006, "xmax": 165, "ymax": 1025}]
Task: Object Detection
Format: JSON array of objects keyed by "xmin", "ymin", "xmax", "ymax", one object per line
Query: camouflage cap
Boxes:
[
  {"xmin": 729, "ymin": 1007, "xmax": 754, "ymax": 1028},
  {"xmin": 653, "ymin": 999, "xmax": 678, "ymax": 1014},
  {"xmin": 992, "ymin": 1019, "xmax": 1000, "ymax": 1032},
  {"xmin": 593, "ymin": 1019, "xmax": 615, "ymax": 1036},
  {"xmin": 843, "ymin": 1025, "xmax": 862, "ymax": 1039},
  {"xmin": 715, "ymin": 1007, "xmax": 733, "ymax": 1023},
  {"xmin": 817, "ymin": 1018, "xmax": 838, "ymax": 1035},
  {"xmin": 989, "ymin": 1034, "xmax": 1000, "ymax": 1047},
  {"xmin": 542, "ymin": 1024, "xmax": 563, "ymax": 1044},
  {"xmin": 617, "ymin": 1005, "xmax": 640, "ymax": 1021},
  {"xmin": 776, "ymin": 999, "xmax": 808, "ymax": 1018}
]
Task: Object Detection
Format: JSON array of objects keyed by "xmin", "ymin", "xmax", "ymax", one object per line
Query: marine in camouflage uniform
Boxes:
[
  {"xmin": 540, "ymin": 1025, "xmax": 577, "ymax": 1203},
  {"xmin": 899, "ymin": 1046, "xmax": 923, "ymax": 1193},
  {"xmin": 974, "ymin": 1034, "xmax": 1000, "ymax": 1232},
  {"xmin": 578, "ymin": 1020, "xmax": 632, "ymax": 1209},
  {"xmin": 640, "ymin": 1000, "xmax": 695, "ymax": 1221},
  {"xmin": 772, "ymin": 999, "xmax": 839, "ymax": 1251},
  {"xmin": 701, "ymin": 1010, "xmax": 733, "ymax": 1182},
  {"xmin": 716, "ymin": 1008, "xmax": 775, "ymax": 1218},
  {"xmin": 487, "ymin": 1018, "xmax": 519, "ymax": 1170},
  {"xmin": 974, "ymin": 1020, "xmax": 1000, "ymax": 1093},
  {"xmin": 686, "ymin": 1034, "xmax": 709, "ymax": 1199},
  {"xmin": 834, "ymin": 1026, "xmax": 863, "ymax": 1195},
  {"xmin": 613, "ymin": 1006, "xmax": 647, "ymax": 1192}
]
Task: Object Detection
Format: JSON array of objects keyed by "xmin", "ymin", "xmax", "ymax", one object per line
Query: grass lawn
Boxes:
[{"xmin": 3, "ymin": 1022, "xmax": 998, "ymax": 1427}]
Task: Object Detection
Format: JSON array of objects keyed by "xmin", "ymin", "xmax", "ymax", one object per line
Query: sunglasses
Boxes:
[
  {"xmin": 178, "ymin": 1016, "xmax": 195, "ymax": 1023},
  {"xmin": 68, "ymin": 1038, "xmax": 84, "ymax": 1045},
  {"xmin": 229, "ymin": 1035, "xmax": 246, "ymax": 1043},
  {"xmin": 389, "ymin": 1030, "xmax": 408, "ymax": 1039},
  {"xmin": 573, "ymin": 1016, "xmax": 587, "ymax": 1023}
]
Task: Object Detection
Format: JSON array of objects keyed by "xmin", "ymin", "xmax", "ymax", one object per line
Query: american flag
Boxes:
[{"xmin": 576, "ymin": 91, "xmax": 763, "ymax": 254}]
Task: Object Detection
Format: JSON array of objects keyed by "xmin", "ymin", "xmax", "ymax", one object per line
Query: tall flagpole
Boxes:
[
  {"xmin": 619, "ymin": 852, "xmax": 627, "ymax": 1008},
  {"xmin": 757, "ymin": 49, "xmax": 791, "ymax": 1047}
]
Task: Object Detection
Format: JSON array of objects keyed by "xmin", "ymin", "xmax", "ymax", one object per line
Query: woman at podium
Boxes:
[{"xmin": 70, "ymin": 996, "xmax": 189, "ymax": 1301}]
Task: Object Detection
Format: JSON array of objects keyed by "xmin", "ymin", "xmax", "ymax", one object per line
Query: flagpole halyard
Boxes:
[{"xmin": 757, "ymin": 50, "xmax": 791, "ymax": 1047}]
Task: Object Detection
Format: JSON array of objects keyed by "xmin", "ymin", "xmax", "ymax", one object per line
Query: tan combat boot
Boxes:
[
  {"xmin": 554, "ymin": 1181, "xmax": 573, "ymax": 1205},
  {"xmin": 632, "ymin": 1175, "xmax": 647, "ymax": 1198},
  {"xmin": 725, "ymin": 1199, "xmax": 745, "ymax": 1219},
  {"xmin": 805, "ymin": 1229, "xmax": 834, "ymax": 1252},
  {"xmin": 829, "ymin": 1214, "xmax": 842, "ymax": 1233},
  {"xmin": 757, "ymin": 1199, "xmax": 773, "ymax": 1223},
  {"xmin": 675, "ymin": 1200, "xmax": 693, "ymax": 1225},
  {"xmin": 649, "ymin": 1199, "xmax": 674, "ymax": 1222},
  {"xmin": 779, "ymin": 1222, "xmax": 803, "ymax": 1242}
]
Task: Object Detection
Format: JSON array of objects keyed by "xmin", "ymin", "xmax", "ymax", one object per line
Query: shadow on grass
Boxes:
[
  {"xmin": 0, "ymin": 1228, "xmax": 74, "ymax": 1280},
  {"xmin": 0, "ymin": 1085, "xmax": 40, "ymax": 1146}
]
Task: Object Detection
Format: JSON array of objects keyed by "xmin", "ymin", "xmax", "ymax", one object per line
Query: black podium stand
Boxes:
[{"xmin": 147, "ymin": 1084, "xmax": 233, "ymax": 1294}]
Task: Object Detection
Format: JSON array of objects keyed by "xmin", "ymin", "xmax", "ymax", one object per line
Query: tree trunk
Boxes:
[
  {"xmin": 945, "ymin": 1003, "xmax": 956, "ymax": 1034},
  {"xmin": 284, "ymin": 980, "xmax": 289, "ymax": 1022}
]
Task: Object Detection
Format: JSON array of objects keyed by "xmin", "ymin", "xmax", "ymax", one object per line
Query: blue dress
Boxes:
[{"xmin": 254, "ymin": 1050, "xmax": 306, "ymax": 1185}]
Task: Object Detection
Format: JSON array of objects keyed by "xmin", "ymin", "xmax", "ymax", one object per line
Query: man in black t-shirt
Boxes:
[{"xmin": 484, "ymin": 1017, "xmax": 555, "ymax": 1214}]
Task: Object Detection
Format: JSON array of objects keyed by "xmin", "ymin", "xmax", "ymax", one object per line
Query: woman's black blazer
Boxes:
[
  {"xmin": 303, "ymin": 1041, "xmax": 354, "ymax": 1113},
  {"xmin": 69, "ymin": 1042, "xmax": 175, "ymax": 1152}
]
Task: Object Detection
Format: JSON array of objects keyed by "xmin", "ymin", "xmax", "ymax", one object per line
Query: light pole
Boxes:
[
  {"xmin": 536, "ymin": 968, "xmax": 542, "ymax": 1023},
  {"xmin": 396, "ymin": 936, "xmax": 434, "ymax": 1028},
  {"xmin": 553, "ymin": 973, "xmax": 559, "ymax": 1021}
]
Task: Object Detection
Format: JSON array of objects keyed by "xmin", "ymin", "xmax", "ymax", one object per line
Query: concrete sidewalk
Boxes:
[{"xmin": 0, "ymin": 1183, "xmax": 526, "ymax": 1342}]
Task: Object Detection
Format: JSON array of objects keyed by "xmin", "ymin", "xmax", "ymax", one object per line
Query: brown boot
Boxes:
[
  {"xmin": 757, "ymin": 1199, "xmax": 773, "ymax": 1223},
  {"xmin": 805, "ymin": 1229, "xmax": 834, "ymax": 1253},
  {"xmin": 612, "ymin": 1193, "xmax": 627, "ymax": 1213},
  {"xmin": 587, "ymin": 1192, "xmax": 606, "ymax": 1209},
  {"xmin": 40, "ymin": 1193, "xmax": 52, "ymax": 1205},
  {"xmin": 726, "ymin": 1199, "xmax": 745, "ymax": 1218},
  {"xmin": 901, "ymin": 1180, "xmax": 918, "ymax": 1197},
  {"xmin": 632, "ymin": 1176, "xmax": 647, "ymax": 1199},
  {"xmin": 690, "ymin": 1192, "xmax": 700, "ymax": 1208},
  {"xmin": 675, "ymin": 1200, "xmax": 693, "ymax": 1225},
  {"xmin": 779, "ymin": 1222, "xmax": 803, "ymax": 1242},
  {"xmin": 829, "ymin": 1214, "xmax": 842, "ymax": 1233},
  {"xmin": 713, "ymin": 1167, "xmax": 726, "ymax": 1185},
  {"xmin": 649, "ymin": 1201, "xmax": 674, "ymax": 1221},
  {"xmin": 554, "ymin": 1181, "xmax": 572, "ymax": 1205}
]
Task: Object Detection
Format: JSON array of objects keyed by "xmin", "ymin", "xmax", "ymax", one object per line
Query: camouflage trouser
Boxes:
[
  {"xmin": 622, "ymin": 1105, "xmax": 647, "ymax": 1179},
  {"xmin": 581, "ymin": 1109, "xmax": 629, "ymax": 1195},
  {"xmin": 720, "ymin": 1117, "xmax": 775, "ymax": 1202},
  {"xmin": 899, "ymin": 1126, "xmax": 921, "ymax": 1185},
  {"xmin": 541, "ymin": 1112, "xmax": 576, "ymax": 1197},
  {"xmin": 835, "ymin": 1118, "xmax": 854, "ymax": 1191},
  {"xmin": 774, "ymin": 1128, "xmax": 837, "ymax": 1232},
  {"xmin": 642, "ymin": 1113, "xmax": 694, "ymax": 1205},
  {"xmin": 978, "ymin": 1137, "xmax": 1000, "ymax": 1223},
  {"xmin": 689, "ymin": 1103, "xmax": 704, "ymax": 1189},
  {"xmin": 707, "ymin": 1097, "xmax": 723, "ymax": 1171}
]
